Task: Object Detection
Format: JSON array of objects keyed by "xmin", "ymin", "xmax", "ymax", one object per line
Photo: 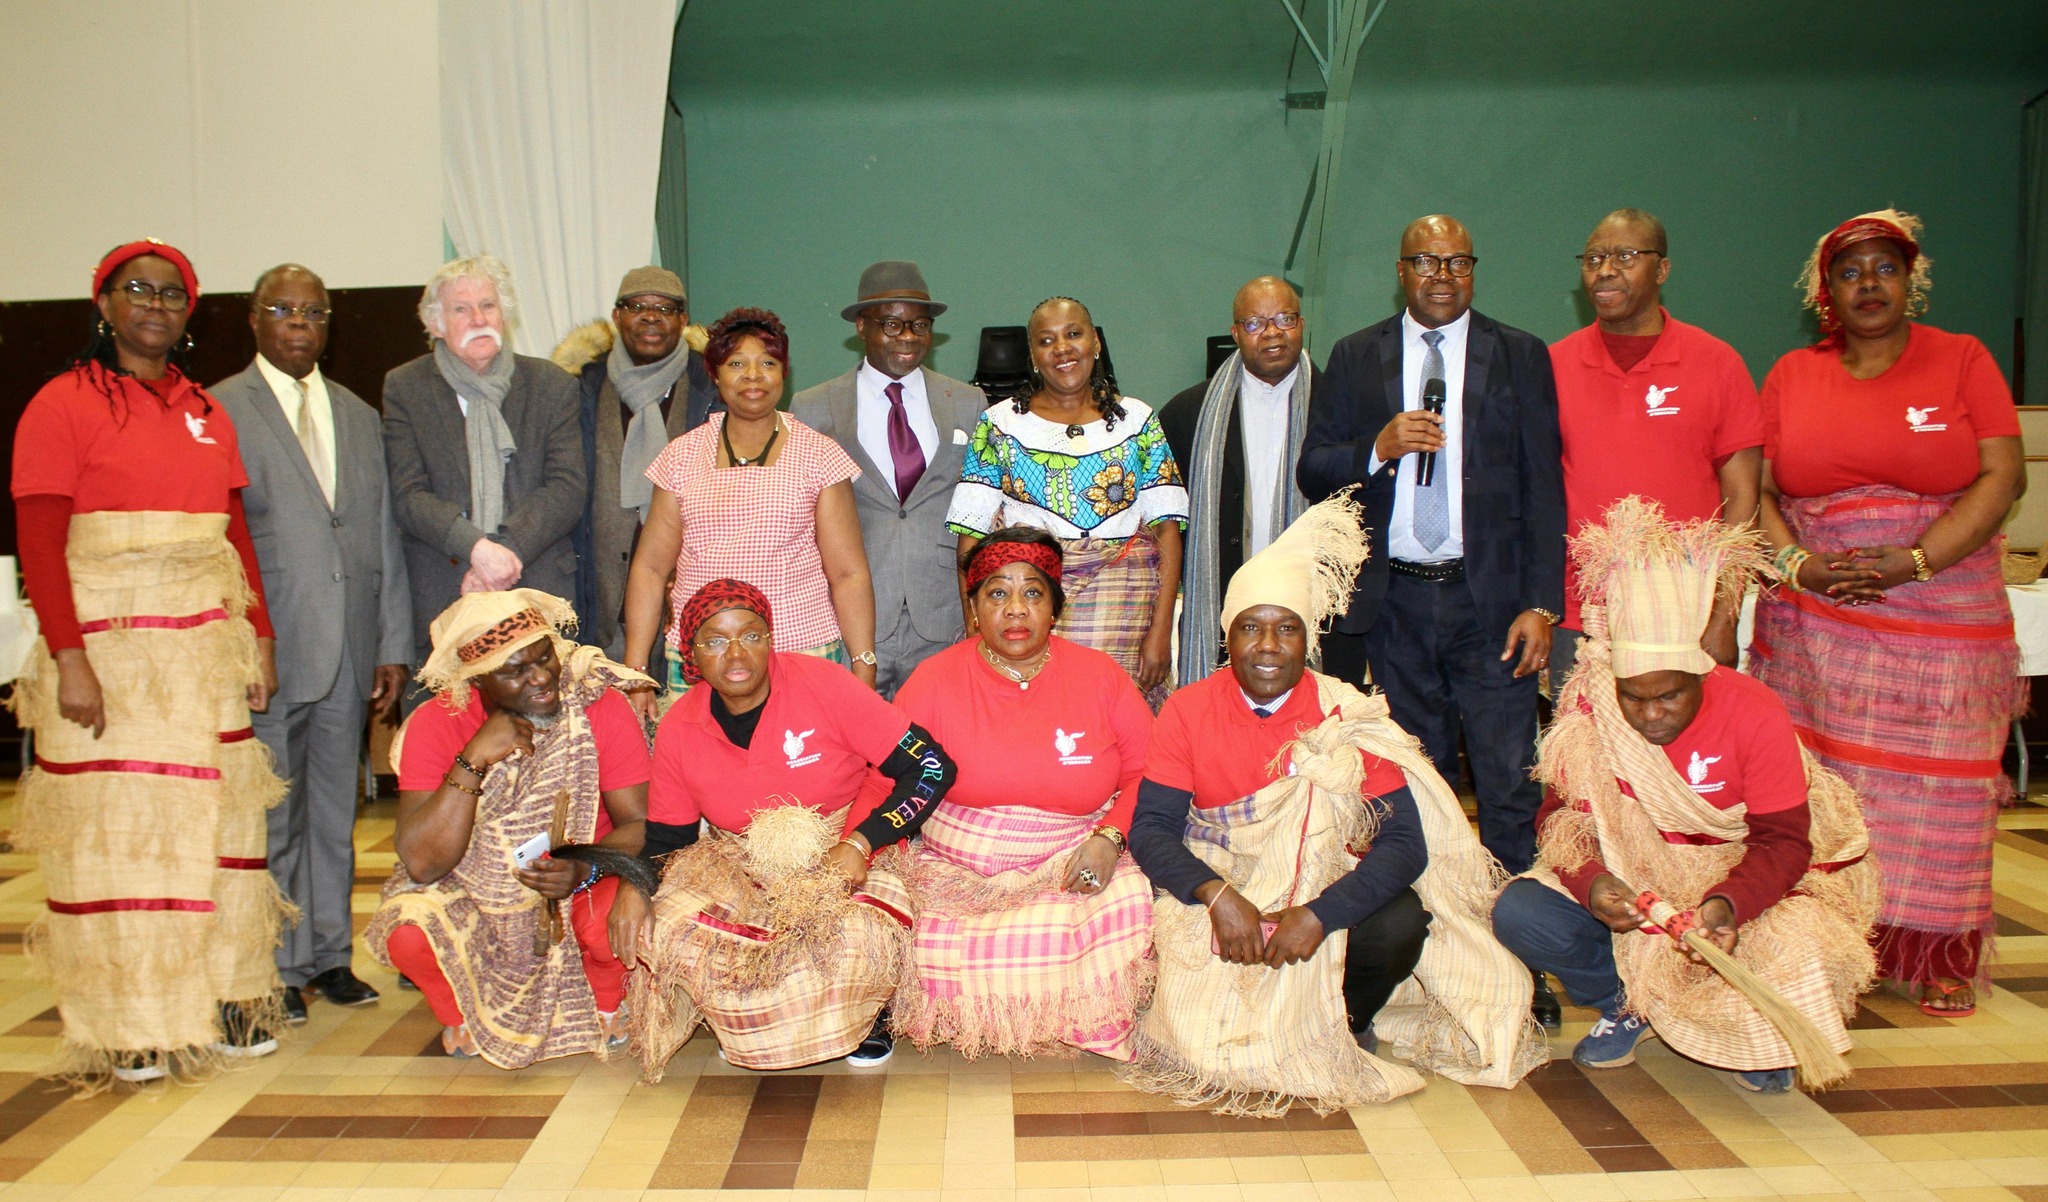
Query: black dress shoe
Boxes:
[
  {"xmin": 307, "ymin": 967, "xmax": 382, "ymax": 1007},
  {"xmin": 281, "ymin": 986, "xmax": 308, "ymax": 1026},
  {"xmin": 1532, "ymin": 971, "xmax": 1562, "ymax": 1031}
]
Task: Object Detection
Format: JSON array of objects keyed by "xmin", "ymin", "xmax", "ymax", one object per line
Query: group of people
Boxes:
[{"xmin": 7, "ymin": 201, "xmax": 2021, "ymax": 1106}]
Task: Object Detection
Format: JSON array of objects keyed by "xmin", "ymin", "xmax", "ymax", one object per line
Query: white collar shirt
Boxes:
[
  {"xmin": 855, "ymin": 360, "xmax": 939, "ymax": 499},
  {"xmin": 1237, "ymin": 363, "xmax": 1299, "ymax": 555},
  {"xmin": 255, "ymin": 355, "xmax": 337, "ymax": 505},
  {"xmin": 1384, "ymin": 308, "xmax": 1470, "ymax": 563}
]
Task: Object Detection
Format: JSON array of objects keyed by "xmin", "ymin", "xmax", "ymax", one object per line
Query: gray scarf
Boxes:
[
  {"xmin": 608, "ymin": 336, "xmax": 685, "ymax": 520},
  {"xmin": 433, "ymin": 339, "xmax": 518, "ymax": 536},
  {"xmin": 1175, "ymin": 351, "xmax": 1313, "ymax": 685}
]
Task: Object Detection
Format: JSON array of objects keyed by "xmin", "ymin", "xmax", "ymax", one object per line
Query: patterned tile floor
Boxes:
[{"xmin": 0, "ymin": 786, "xmax": 2042, "ymax": 1202}]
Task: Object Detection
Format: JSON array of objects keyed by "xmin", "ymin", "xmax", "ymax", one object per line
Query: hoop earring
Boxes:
[
  {"xmin": 178, "ymin": 332, "xmax": 196, "ymax": 352},
  {"xmin": 95, "ymin": 318, "xmax": 113, "ymax": 339}
]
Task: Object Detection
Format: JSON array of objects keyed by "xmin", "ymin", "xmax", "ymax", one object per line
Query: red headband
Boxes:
[
  {"xmin": 676, "ymin": 578, "xmax": 773, "ymax": 684},
  {"xmin": 1813, "ymin": 216, "xmax": 1917, "ymax": 334},
  {"xmin": 966, "ymin": 541, "xmax": 1063, "ymax": 594},
  {"xmin": 92, "ymin": 239, "xmax": 200, "ymax": 303}
]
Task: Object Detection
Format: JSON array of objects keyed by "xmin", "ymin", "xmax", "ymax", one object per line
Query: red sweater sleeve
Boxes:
[
  {"xmin": 226, "ymin": 489, "xmax": 274, "ymax": 640},
  {"xmin": 16, "ymin": 494, "xmax": 83, "ymax": 652},
  {"xmin": 1705, "ymin": 801, "xmax": 1812, "ymax": 924}
]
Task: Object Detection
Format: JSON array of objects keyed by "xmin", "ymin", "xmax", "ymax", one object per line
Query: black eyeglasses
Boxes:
[
  {"xmin": 619, "ymin": 301, "xmax": 683, "ymax": 317},
  {"xmin": 1236, "ymin": 311, "xmax": 1302, "ymax": 336},
  {"xmin": 119, "ymin": 280, "xmax": 191, "ymax": 311},
  {"xmin": 1400, "ymin": 254, "xmax": 1477, "ymax": 278},
  {"xmin": 874, "ymin": 317, "xmax": 934, "ymax": 337},
  {"xmin": 258, "ymin": 303, "xmax": 332, "ymax": 324},
  {"xmin": 1576, "ymin": 249, "xmax": 1662, "ymax": 272}
]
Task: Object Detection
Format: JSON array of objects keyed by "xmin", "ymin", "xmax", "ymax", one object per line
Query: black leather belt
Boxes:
[{"xmin": 1389, "ymin": 558, "xmax": 1465, "ymax": 582}]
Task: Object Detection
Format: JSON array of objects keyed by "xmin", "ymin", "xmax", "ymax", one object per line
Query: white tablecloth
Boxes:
[{"xmin": 1738, "ymin": 584, "xmax": 2048, "ymax": 676}]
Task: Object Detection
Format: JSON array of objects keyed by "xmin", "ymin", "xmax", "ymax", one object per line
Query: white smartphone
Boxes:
[{"xmin": 513, "ymin": 832, "xmax": 552, "ymax": 871}]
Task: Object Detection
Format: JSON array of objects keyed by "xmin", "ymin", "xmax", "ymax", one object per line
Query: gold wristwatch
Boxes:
[
  {"xmin": 1530, "ymin": 608, "xmax": 1561, "ymax": 626},
  {"xmin": 851, "ymin": 650, "xmax": 878, "ymax": 666}
]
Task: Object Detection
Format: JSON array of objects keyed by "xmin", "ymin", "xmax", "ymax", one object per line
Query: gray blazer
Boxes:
[
  {"xmin": 213, "ymin": 361, "xmax": 413, "ymax": 703},
  {"xmin": 790, "ymin": 367, "xmax": 986, "ymax": 644},
  {"xmin": 381, "ymin": 352, "xmax": 587, "ymax": 660}
]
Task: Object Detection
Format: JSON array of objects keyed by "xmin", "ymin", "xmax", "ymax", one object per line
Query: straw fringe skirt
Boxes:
[{"xmin": 7, "ymin": 511, "xmax": 291, "ymax": 1088}]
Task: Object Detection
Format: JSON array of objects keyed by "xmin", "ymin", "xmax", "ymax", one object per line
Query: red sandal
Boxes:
[{"xmin": 1918, "ymin": 979, "xmax": 1977, "ymax": 1018}]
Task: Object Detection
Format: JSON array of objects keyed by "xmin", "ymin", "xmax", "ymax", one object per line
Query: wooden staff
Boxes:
[{"xmin": 533, "ymin": 790, "xmax": 571, "ymax": 956}]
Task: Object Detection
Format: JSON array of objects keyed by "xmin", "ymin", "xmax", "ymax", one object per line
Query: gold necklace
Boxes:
[{"xmin": 980, "ymin": 643, "xmax": 1051, "ymax": 690}]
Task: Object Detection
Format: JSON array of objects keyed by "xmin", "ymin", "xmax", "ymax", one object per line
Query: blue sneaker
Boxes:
[
  {"xmin": 1573, "ymin": 1010, "xmax": 1653, "ymax": 1069},
  {"xmin": 1737, "ymin": 1068, "xmax": 1794, "ymax": 1093}
]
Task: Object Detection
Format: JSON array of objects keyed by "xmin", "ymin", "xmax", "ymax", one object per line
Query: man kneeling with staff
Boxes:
[
  {"xmin": 1123, "ymin": 492, "xmax": 1543, "ymax": 1116},
  {"xmin": 1492, "ymin": 498, "xmax": 1877, "ymax": 1093}
]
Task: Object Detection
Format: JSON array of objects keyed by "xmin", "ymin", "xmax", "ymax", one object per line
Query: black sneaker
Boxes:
[
  {"xmin": 281, "ymin": 986, "xmax": 308, "ymax": 1026},
  {"xmin": 213, "ymin": 1003, "xmax": 279, "ymax": 1059},
  {"xmin": 846, "ymin": 1015, "xmax": 894, "ymax": 1067},
  {"xmin": 111, "ymin": 1053, "xmax": 167, "ymax": 1084}
]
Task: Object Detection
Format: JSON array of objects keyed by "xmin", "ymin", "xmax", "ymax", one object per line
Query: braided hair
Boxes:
[{"xmin": 1012, "ymin": 296, "xmax": 1125, "ymax": 432}]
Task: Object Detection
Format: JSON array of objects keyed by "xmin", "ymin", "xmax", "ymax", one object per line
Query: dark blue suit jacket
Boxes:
[{"xmin": 1297, "ymin": 309, "xmax": 1564, "ymax": 639}]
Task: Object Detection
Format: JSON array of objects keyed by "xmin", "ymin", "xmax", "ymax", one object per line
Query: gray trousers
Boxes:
[
  {"xmin": 875, "ymin": 602, "xmax": 957, "ymax": 701},
  {"xmin": 255, "ymin": 663, "xmax": 369, "ymax": 986}
]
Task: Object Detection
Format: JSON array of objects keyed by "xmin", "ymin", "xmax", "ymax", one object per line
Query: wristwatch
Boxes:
[
  {"xmin": 851, "ymin": 650, "xmax": 879, "ymax": 667},
  {"xmin": 1530, "ymin": 608, "xmax": 1561, "ymax": 626}
]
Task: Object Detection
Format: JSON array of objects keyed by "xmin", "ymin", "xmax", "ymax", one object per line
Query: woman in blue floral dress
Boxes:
[{"xmin": 946, "ymin": 297, "xmax": 1188, "ymax": 707}]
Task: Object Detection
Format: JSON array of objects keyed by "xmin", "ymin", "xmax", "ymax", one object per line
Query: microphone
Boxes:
[{"xmin": 1417, "ymin": 376, "xmax": 1446, "ymax": 488}]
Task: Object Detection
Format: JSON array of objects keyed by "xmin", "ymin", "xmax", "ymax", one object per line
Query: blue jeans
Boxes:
[{"xmin": 1492, "ymin": 878, "xmax": 1623, "ymax": 1014}]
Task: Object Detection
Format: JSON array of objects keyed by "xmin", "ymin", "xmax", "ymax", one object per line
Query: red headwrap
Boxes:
[
  {"xmin": 92, "ymin": 239, "xmax": 201, "ymax": 302},
  {"xmin": 1811, "ymin": 215, "xmax": 1918, "ymax": 335},
  {"xmin": 675, "ymin": 578, "xmax": 773, "ymax": 684},
  {"xmin": 965, "ymin": 540, "xmax": 1064, "ymax": 594}
]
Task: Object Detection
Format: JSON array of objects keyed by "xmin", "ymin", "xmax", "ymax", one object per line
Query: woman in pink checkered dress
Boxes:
[{"xmin": 622, "ymin": 308, "xmax": 878, "ymax": 706}]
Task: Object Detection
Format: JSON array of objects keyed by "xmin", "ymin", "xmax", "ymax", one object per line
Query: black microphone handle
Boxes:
[{"xmin": 1417, "ymin": 449, "xmax": 1437, "ymax": 488}]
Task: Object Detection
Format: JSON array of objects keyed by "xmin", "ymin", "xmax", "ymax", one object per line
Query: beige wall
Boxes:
[{"xmin": 0, "ymin": 1, "xmax": 440, "ymax": 301}]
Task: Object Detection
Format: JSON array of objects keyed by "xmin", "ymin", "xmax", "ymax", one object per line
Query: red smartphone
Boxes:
[{"xmin": 1212, "ymin": 920, "xmax": 1281, "ymax": 956}]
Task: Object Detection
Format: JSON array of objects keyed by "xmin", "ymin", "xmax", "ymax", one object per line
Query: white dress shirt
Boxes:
[
  {"xmin": 1369, "ymin": 309, "xmax": 1470, "ymax": 563},
  {"xmin": 1237, "ymin": 363, "xmax": 1298, "ymax": 555},
  {"xmin": 256, "ymin": 354, "xmax": 337, "ymax": 504},
  {"xmin": 855, "ymin": 360, "xmax": 940, "ymax": 499}
]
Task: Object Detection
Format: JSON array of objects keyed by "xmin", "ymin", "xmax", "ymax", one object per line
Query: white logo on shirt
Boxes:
[
  {"xmin": 1055, "ymin": 728, "xmax": 1092, "ymax": 766},
  {"xmin": 783, "ymin": 728, "xmax": 820, "ymax": 769},
  {"xmin": 183, "ymin": 412, "xmax": 218, "ymax": 444},
  {"xmin": 1687, "ymin": 751, "xmax": 1725, "ymax": 794},
  {"xmin": 1644, "ymin": 384, "xmax": 1679, "ymax": 416},
  {"xmin": 1907, "ymin": 406, "xmax": 1947, "ymax": 432}
]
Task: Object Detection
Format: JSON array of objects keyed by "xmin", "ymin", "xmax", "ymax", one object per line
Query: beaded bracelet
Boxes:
[
  {"xmin": 569, "ymin": 863, "xmax": 600, "ymax": 895},
  {"xmin": 442, "ymin": 772, "xmax": 482, "ymax": 797},
  {"xmin": 452, "ymin": 752, "xmax": 486, "ymax": 779}
]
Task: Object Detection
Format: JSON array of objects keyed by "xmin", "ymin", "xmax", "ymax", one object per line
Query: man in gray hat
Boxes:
[
  {"xmin": 555, "ymin": 265, "xmax": 722, "ymax": 660},
  {"xmin": 791, "ymin": 261, "xmax": 986, "ymax": 697}
]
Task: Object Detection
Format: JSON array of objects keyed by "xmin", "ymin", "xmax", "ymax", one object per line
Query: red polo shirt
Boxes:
[
  {"xmin": 650, "ymin": 652, "xmax": 909, "ymax": 834},
  {"xmin": 1147, "ymin": 668, "xmax": 1406, "ymax": 807},
  {"xmin": 1551, "ymin": 313, "xmax": 1763, "ymax": 629}
]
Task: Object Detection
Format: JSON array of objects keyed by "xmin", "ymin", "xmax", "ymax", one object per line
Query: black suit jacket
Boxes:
[
  {"xmin": 1297, "ymin": 310, "xmax": 1563, "ymax": 639},
  {"xmin": 1160, "ymin": 364, "xmax": 1325, "ymax": 591}
]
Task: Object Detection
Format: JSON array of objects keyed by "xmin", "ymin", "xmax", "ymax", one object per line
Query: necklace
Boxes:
[
  {"xmin": 722, "ymin": 416, "xmax": 780, "ymax": 466},
  {"xmin": 980, "ymin": 643, "xmax": 1051, "ymax": 690}
]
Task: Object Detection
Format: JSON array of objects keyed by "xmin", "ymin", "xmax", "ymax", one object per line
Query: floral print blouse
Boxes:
[{"xmin": 945, "ymin": 398, "xmax": 1188, "ymax": 541}]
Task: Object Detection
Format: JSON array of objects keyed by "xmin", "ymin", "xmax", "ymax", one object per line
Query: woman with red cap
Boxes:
[
  {"xmin": 1750, "ymin": 210, "xmax": 2024, "ymax": 1018},
  {"xmin": 9, "ymin": 241, "xmax": 289, "ymax": 1085},
  {"xmin": 619, "ymin": 578, "xmax": 956, "ymax": 1074}
]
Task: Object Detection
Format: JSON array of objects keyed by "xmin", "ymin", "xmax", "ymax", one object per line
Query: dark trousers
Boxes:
[
  {"xmin": 1341, "ymin": 888, "xmax": 1432, "ymax": 1030},
  {"xmin": 1491, "ymin": 878, "xmax": 1623, "ymax": 1014},
  {"xmin": 255, "ymin": 668, "xmax": 369, "ymax": 986},
  {"xmin": 1361, "ymin": 573, "xmax": 1542, "ymax": 873}
]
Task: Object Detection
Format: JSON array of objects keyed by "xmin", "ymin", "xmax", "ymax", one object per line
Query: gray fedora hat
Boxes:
[{"xmin": 840, "ymin": 260, "xmax": 948, "ymax": 321}]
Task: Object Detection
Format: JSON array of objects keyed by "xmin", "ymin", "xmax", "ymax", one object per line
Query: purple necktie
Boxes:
[{"xmin": 885, "ymin": 381, "xmax": 926, "ymax": 500}]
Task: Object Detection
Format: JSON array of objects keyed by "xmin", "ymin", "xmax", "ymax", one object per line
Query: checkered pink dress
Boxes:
[{"xmin": 646, "ymin": 415, "xmax": 860, "ymax": 654}]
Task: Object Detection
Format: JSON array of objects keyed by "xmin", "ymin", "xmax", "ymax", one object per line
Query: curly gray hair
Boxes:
[{"xmin": 418, "ymin": 254, "xmax": 519, "ymax": 336}]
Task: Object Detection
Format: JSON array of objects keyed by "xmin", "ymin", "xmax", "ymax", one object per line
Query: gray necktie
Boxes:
[
  {"xmin": 295, "ymin": 378, "xmax": 333, "ymax": 506},
  {"xmin": 1413, "ymin": 330, "xmax": 1449, "ymax": 553}
]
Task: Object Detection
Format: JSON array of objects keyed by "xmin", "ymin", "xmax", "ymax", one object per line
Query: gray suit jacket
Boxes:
[
  {"xmin": 213, "ymin": 361, "xmax": 413, "ymax": 703},
  {"xmin": 790, "ymin": 366, "xmax": 986, "ymax": 643},
  {"xmin": 381, "ymin": 351, "xmax": 587, "ymax": 660}
]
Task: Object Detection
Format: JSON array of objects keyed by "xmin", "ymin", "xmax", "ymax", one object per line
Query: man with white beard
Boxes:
[{"xmin": 383, "ymin": 256, "xmax": 587, "ymax": 712}]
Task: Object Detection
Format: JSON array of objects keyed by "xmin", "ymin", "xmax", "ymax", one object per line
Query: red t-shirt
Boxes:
[
  {"xmin": 1764, "ymin": 324, "xmax": 2019, "ymax": 499},
  {"xmin": 12, "ymin": 364, "xmax": 250, "ymax": 509},
  {"xmin": 893, "ymin": 636, "xmax": 1152, "ymax": 833},
  {"xmin": 396, "ymin": 688, "xmax": 651, "ymax": 838},
  {"xmin": 1552, "ymin": 313, "xmax": 1763, "ymax": 629},
  {"xmin": 1148, "ymin": 668, "xmax": 1405, "ymax": 807},
  {"xmin": 650, "ymin": 652, "xmax": 909, "ymax": 834}
]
